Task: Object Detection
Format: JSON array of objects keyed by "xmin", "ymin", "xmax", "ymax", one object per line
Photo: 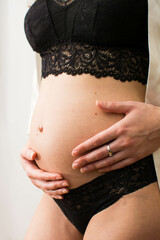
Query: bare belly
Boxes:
[{"xmin": 27, "ymin": 73, "xmax": 146, "ymax": 189}]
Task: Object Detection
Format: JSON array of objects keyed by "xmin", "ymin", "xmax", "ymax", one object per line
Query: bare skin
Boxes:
[
  {"xmin": 71, "ymin": 100, "xmax": 160, "ymax": 174},
  {"xmin": 21, "ymin": 147, "xmax": 160, "ymax": 239},
  {"xmin": 83, "ymin": 182, "xmax": 160, "ymax": 240},
  {"xmin": 26, "ymin": 73, "xmax": 146, "ymax": 189},
  {"xmin": 21, "ymin": 148, "xmax": 84, "ymax": 239},
  {"xmin": 22, "ymin": 148, "xmax": 160, "ymax": 240},
  {"xmin": 21, "ymin": 73, "xmax": 160, "ymax": 239},
  {"xmin": 20, "ymin": 145, "xmax": 69, "ymax": 199},
  {"xmin": 24, "ymin": 193, "xmax": 83, "ymax": 240}
]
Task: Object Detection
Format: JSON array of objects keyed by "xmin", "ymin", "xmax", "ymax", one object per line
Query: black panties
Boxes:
[{"xmin": 53, "ymin": 154, "xmax": 157, "ymax": 235}]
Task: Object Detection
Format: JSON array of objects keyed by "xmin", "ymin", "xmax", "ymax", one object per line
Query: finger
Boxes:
[
  {"xmin": 43, "ymin": 187, "xmax": 69, "ymax": 196},
  {"xmin": 71, "ymin": 123, "xmax": 120, "ymax": 157},
  {"xmin": 71, "ymin": 101, "xmax": 135, "ymax": 157},
  {"xmin": 22, "ymin": 158, "xmax": 64, "ymax": 181},
  {"xmin": 43, "ymin": 191, "xmax": 64, "ymax": 199},
  {"xmin": 20, "ymin": 146, "xmax": 37, "ymax": 161},
  {"xmin": 80, "ymin": 150, "xmax": 129, "ymax": 173},
  {"xmin": 72, "ymin": 144, "xmax": 109, "ymax": 169},
  {"xmin": 96, "ymin": 100, "xmax": 134, "ymax": 114},
  {"xmin": 51, "ymin": 195, "xmax": 64, "ymax": 199},
  {"xmin": 97, "ymin": 157, "xmax": 137, "ymax": 173},
  {"xmin": 72, "ymin": 137, "xmax": 125, "ymax": 169},
  {"xmin": 30, "ymin": 178, "xmax": 69, "ymax": 191}
]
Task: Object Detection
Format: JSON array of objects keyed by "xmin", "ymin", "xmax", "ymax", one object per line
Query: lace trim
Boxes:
[
  {"xmin": 40, "ymin": 40, "xmax": 149, "ymax": 84},
  {"xmin": 54, "ymin": 154, "xmax": 157, "ymax": 214}
]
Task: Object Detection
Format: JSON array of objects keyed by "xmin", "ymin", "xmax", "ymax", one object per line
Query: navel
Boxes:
[{"xmin": 38, "ymin": 125, "xmax": 43, "ymax": 133}]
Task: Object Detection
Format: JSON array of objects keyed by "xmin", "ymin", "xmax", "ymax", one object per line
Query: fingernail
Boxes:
[
  {"xmin": 72, "ymin": 162, "xmax": 79, "ymax": 169},
  {"xmin": 30, "ymin": 151, "xmax": 35, "ymax": 158},
  {"xmin": 71, "ymin": 149, "xmax": 78, "ymax": 156},
  {"xmin": 96, "ymin": 100, "xmax": 100, "ymax": 105},
  {"xmin": 62, "ymin": 189, "xmax": 68, "ymax": 193},
  {"xmin": 56, "ymin": 176, "xmax": 63, "ymax": 180},
  {"xmin": 57, "ymin": 196, "xmax": 63, "ymax": 199},
  {"xmin": 61, "ymin": 182, "xmax": 69, "ymax": 187}
]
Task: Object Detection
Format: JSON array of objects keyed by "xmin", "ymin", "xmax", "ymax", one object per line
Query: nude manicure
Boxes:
[
  {"xmin": 62, "ymin": 189, "xmax": 68, "ymax": 193},
  {"xmin": 71, "ymin": 149, "xmax": 78, "ymax": 156},
  {"xmin": 62, "ymin": 182, "xmax": 69, "ymax": 187},
  {"xmin": 58, "ymin": 196, "xmax": 63, "ymax": 199},
  {"xmin": 56, "ymin": 176, "xmax": 63, "ymax": 180}
]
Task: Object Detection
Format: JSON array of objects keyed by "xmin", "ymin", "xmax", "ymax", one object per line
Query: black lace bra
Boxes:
[{"xmin": 24, "ymin": 0, "xmax": 149, "ymax": 85}]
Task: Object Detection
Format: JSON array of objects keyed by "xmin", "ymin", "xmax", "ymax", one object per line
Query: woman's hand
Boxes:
[
  {"xmin": 20, "ymin": 146, "xmax": 70, "ymax": 199},
  {"xmin": 71, "ymin": 100, "xmax": 160, "ymax": 173}
]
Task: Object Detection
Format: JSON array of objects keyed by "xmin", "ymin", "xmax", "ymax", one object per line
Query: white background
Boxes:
[{"xmin": 0, "ymin": 1, "xmax": 42, "ymax": 239}]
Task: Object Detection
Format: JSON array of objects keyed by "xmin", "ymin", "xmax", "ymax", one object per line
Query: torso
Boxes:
[{"xmin": 27, "ymin": 73, "xmax": 146, "ymax": 189}]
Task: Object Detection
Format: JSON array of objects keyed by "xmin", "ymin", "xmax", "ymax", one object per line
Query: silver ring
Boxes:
[{"xmin": 107, "ymin": 144, "xmax": 113, "ymax": 157}]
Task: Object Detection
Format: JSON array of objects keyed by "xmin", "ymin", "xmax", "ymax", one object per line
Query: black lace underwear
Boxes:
[
  {"xmin": 53, "ymin": 154, "xmax": 157, "ymax": 234},
  {"xmin": 40, "ymin": 40, "xmax": 149, "ymax": 85}
]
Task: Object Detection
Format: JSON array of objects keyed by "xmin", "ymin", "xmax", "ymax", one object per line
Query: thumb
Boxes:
[
  {"xmin": 20, "ymin": 146, "xmax": 37, "ymax": 161},
  {"xmin": 96, "ymin": 100, "xmax": 132, "ymax": 114}
]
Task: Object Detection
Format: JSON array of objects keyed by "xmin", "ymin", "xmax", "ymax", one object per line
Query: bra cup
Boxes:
[
  {"xmin": 72, "ymin": 0, "xmax": 99, "ymax": 43},
  {"xmin": 24, "ymin": 0, "xmax": 148, "ymax": 53},
  {"xmin": 47, "ymin": 0, "xmax": 99, "ymax": 43},
  {"xmin": 47, "ymin": 0, "xmax": 83, "ymax": 40},
  {"xmin": 24, "ymin": 0, "xmax": 58, "ymax": 52},
  {"xmin": 93, "ymin": 0, "xmax": 148, "ymax": 48},
  {"xmin": 24, "ymin": 0, "xmax": 149, "ymax": 84}
]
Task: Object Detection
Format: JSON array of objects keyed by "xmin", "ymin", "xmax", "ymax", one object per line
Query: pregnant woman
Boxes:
[{"xmin": 21, "ymin": 0, "xmax": 160, "ymax": 239}]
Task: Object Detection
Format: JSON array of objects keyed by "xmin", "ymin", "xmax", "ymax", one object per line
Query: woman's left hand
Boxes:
[{"xmin": 71, "ymin": 100, "xmax": 160, "ymax": 173}]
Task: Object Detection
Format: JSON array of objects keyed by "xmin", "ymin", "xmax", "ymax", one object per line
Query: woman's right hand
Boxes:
[{"xmin": 20, "ymin": 146, "xmax": 70, "ymax": 199}]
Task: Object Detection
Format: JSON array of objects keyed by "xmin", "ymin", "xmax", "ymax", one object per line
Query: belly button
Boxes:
[{"xmin": 38, "ymin": 125, "xmax": 43, "ymax": 133}]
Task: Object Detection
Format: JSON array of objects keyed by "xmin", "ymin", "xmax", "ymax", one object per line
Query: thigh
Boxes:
[
  {"xmin": 24, "ymin": 193, "xmax": 83, "ymax": 240},
  {"xmin": 83, "ymin": 182, "xmax": 160, "ymax": 240}
]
